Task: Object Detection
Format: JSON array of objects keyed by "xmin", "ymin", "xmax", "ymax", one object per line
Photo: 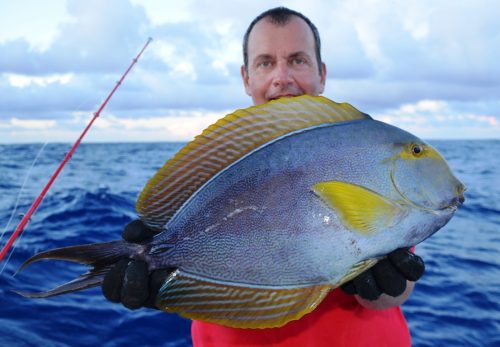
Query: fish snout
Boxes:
[
  {"xmin": 439, "ymin": 183, "xmax": 465, "ymax": 210},
  {"xmin": 448, "ymin": 183, "xmax": 465, "ymax": 208},
  {"xmin": 457, "ymin": 183, "xmax": 466, "ymax": 205}
]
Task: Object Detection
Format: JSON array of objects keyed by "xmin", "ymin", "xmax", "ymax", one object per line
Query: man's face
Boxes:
[{"xmin": 241, "ymin": 16, "xmax": 327, "ymax": 105}]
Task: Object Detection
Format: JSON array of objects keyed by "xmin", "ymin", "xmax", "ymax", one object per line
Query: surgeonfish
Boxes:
[{"xmin": 16, "ymin": 95, "xmax": 465, "ymax": 329}]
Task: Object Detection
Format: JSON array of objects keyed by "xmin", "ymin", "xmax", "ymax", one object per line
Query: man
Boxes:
[{"xmin": 103, "ymin": 7, "xmax": 424, "ymax": 346}]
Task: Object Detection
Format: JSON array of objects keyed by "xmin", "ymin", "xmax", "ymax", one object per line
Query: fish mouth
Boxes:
[
  {"xmin": 445, "ymin": 191, "xmax": 466, "ymax": 213},
  {"xmin": 399, "ymin": 187, "xmax": 461, "ymax": 214},
  {"xmin": 426, "ymin": 184, "xmax": 465, "ymax": 212},
  {"xmin": 444, "ymin": 194, "xmax": 465, "ymax": 209}
]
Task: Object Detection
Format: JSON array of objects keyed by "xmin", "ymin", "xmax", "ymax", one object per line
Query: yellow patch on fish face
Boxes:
[
  {"xmin": 312, "ymin": 181, "xmax": 404, "ymax": 235},
  {"xmin": 389, "ymin": 142, "xmax": 462, "ymax": 212},
  {"xmin": 398, "ymin": 143, "xmax": 444, "ymax": 161}
]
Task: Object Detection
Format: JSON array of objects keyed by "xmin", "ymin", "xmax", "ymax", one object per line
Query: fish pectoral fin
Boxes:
[
  {"xmin": 312, "ymin": 181, "xmax": 404, "ymax": 235},
  {"xmin": 155, "ymin": 270, "xmax": 331, "ymax": 329}
]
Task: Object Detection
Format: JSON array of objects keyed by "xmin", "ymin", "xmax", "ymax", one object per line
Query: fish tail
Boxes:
[{"xmin": 15, "ymin": 240, "xmax": 142, "ymax": 298}]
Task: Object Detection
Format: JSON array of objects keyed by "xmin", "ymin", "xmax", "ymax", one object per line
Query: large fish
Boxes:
[{"xmin": 16, "ymin": 95, "xmax": 464, "ymax": 329}]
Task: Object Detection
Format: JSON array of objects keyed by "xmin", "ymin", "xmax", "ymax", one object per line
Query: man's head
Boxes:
[{"xmin": 241, "ymin": 7, "xmax": 326, "ymax": 105}]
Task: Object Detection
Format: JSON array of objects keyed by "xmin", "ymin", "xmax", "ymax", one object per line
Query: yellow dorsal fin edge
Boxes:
[{"xmin": 137, "ymin": 96, "xmax": 370, "ymax": 230}]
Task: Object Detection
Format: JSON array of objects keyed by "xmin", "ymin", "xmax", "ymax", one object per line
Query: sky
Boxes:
[{"xmin": 0, "ymin": 0, "xmax": 498, "ymax": 143}]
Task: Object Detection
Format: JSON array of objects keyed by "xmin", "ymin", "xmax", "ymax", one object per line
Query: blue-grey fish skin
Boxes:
[{"xmin": 144, "ymin": 119, "xmax": 459, "ymax": 288}]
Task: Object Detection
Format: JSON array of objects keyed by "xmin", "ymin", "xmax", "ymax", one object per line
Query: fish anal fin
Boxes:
[
  {"xmin": 312, "ymin": 181, "xmax": 404, "ymax": 235},
  {"xmin": 156, "ymin": 271, "xmax": 332, "ymax": 329},
  {"xmin": 334, "ymin": 258, "xmax": 380, "ymax": 288}
]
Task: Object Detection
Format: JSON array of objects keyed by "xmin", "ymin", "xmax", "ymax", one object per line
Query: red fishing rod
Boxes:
[{"xmin": 0, "ymin": 37, "xmax": 153, "ymax": 262}]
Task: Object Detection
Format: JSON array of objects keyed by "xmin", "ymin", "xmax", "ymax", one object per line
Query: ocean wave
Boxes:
[{"xmin": 1, "ymin": 141, "xmax": 499, "ymax": 347}]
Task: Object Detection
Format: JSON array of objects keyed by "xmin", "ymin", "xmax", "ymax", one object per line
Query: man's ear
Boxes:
[
  {"xmin": 241, "ymin": 65, "xmax": 252, "ymax": 96},
  {"xmin": 319, "ymin": 62, "xmax": 327, "ymax": 94}
]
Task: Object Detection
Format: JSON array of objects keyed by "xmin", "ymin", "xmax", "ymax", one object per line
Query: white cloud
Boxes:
[
  {"xmin": 0, "ymin": 0, "xmax": 498, "ymax": 141},
  {"xmin": 169, "ymin": 61, "xmax": 197, "ymax": 80},
  {"xmin": 130, "ymin": 0, "xmax": 194, "ymax": 25},
  {"xmin": 374, "ymin": 98, "xmax": 499, "ymax": 139},
  {"xmin": 91, "ymin": 110, "xmax": 224, "ymax": 139},
  {"xmin": 0, "ymin": 0, "xmax": 73, "ymax": 52},
  {"xmin": 400, "ymin": 100, "xmax": 446, "ymax": 114},
  {"xmin": 9, "ymin": 118, "xmax": 56, "ymax": 129},
  {"xmin": 6, "ymin": 73, "xmax": 73, "ymax": 88},
  {"xmin": 346, "ymin": 7, "xmax": 388, "ymax": 68},
  {"xmin": 466, "ymin": 114, "xmax": 498, "ymax": 127},
  {"xmin": 153, "ymin": 41, "xmax": 176, "ymax": 64},
  {"xmin": 0, "ymin": 109, "xmax": 226, "ymax": 143}
]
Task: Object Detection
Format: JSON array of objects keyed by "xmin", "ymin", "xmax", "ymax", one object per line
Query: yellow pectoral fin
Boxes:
[{"xmin": 312, "ymin": 181, "xmax": 403, "ymax": 235}]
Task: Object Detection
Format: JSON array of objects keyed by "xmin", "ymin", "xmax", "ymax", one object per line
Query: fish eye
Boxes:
[{"xmin": 411, "ymin": 144, "xmax": 424, "ymax": 157}]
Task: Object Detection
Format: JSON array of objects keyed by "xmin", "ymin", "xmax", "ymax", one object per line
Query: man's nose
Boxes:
[{"xmin": 272, "ymin": 62, "xmax": 293, "ymax": 86}]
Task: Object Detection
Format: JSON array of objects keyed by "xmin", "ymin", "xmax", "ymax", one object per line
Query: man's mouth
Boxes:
[{"xmin": 269, "ymin": 94, "xmax": 299, "ymax": 101}]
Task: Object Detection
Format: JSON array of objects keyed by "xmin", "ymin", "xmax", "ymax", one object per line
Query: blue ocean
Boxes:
[{"xmin": 0, "ymin": 140, "xmax": 498, "ymax": 347}]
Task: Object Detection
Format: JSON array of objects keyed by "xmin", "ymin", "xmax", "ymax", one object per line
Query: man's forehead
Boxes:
[{"xmin": 247, "ymin": 16, "xmax": 315, "ymax": 57}]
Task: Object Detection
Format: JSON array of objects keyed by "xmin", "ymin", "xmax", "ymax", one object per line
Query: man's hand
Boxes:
[
  {"xmin": 341, "ymin": 248, "xmax": 425, "ymax": 301},
  {"xmin": 101, "ymin": 220, "xmax": 173, "ymax": 310}
]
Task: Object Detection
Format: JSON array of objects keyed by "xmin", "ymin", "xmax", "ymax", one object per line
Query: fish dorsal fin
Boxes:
[
  {"xmin": 137, "ymin": 95, "xmax": 370, "ymax": 230},
  {"xmin": 312, "ymin": 181, "xmax": 404, "ymax": 235},
  {"xmin": 156, "ymin": 270, "xmax": 332, "ymax": 329}
]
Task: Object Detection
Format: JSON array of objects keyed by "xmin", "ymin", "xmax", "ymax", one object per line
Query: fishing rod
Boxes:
[{"xmin": 0, "ymin": 37, "xmax": 153, "ymax": 262}]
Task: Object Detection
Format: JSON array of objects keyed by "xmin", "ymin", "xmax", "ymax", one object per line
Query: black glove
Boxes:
[
  {"xmin": 102, "ymin": 220, "xmax": 173, "ymax": 309},
  {"xmin": 341, "ymin": 248, "xmax": 425, "ymax": 301}
]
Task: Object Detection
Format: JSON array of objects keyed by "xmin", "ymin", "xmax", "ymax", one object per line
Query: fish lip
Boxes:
[
  {"xmin": 409, "ymin": 194, "xmax": 464, "ymax": 215},
  {"xmin": 401, "ymin": 193, "xmax": 461, "ymax": 214},
  {"xmin": 438, "ymin": 195, "xmax": 464, "ymax": 211},
  {"xmin": 436, "ymin": 188, "xmax": 465, "ymax": 211},
  {"xmin": 437, "ymin": 202, "xmax": 459, "ymax": 213}
]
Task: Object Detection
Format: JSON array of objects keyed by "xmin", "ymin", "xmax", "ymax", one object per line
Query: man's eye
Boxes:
[
  {"xmin": 291, "ymin": 58, "xmax": 306, "ymax": 65},
  {"xmin": 257, "ymin": 61, "xmax": 272, "ymax": 68}
]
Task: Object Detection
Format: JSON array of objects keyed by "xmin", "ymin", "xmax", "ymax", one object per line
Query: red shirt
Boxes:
[{"xmin": 191, "ymin": 288, "xmax": 411, "ymax": 347}]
